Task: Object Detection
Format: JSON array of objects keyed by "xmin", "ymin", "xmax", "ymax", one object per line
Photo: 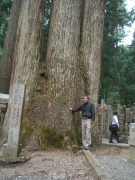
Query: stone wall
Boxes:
[{"xmin": 99, "ymin": 104, "xmax": 135, "ymax": 143}]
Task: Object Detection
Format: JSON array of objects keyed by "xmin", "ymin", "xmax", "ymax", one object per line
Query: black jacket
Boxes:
[{"xmin": 72, "ymin": 102, "xmax": 95, "ymax": 121}]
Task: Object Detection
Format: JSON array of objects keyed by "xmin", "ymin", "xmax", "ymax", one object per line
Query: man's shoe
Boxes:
[
  {"xmin": 84, "ymin": 146, "xmax": 89, "ymax": 150},
  {"xmin": 109, "ymin": 141, "xmax": 114, "ymax": 143}
]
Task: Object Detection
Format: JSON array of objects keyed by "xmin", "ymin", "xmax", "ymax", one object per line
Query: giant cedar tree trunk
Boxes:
[
  {"xmin": 44, "ymin": 0, "xmax": 104, "ymax": 145},
  {"xmin": 1, "ymin": 0, "xmax": 46, "ymax": 144},
  {"xmin": 44, "ymin": 0, "xmax": 83, "ymax": 143},
  {"xmin": 0, "ymin": 0, "xmax": 104, "ymax": 147},
  {"xmin": 0, "ymin": 0, "xmax": 22, "ymax": 94},
  {"xmin": 80, "ymin": 0, "xmax": 104, "ymax": 144}
]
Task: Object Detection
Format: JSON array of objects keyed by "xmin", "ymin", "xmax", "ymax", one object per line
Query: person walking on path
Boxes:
[
  {"xmin": 69, "ymin": 95, "xmax": 95, "ymax": 150},
  {"xmin": 109, "ymin": 112, "xmax": 120, "ymax": 143}
]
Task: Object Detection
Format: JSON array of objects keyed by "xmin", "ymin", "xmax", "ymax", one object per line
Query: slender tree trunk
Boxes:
[
  {"xmin": 0, "ymin": 0, "xmax": 22, "ymax": 94},
  {"xmin": 80, "ymin": 0, "xmax": 104, "ymax": 144},
  {"xmin": 1, "ymin": 0, "xmax": 46, "ymax": 144},
  {"xmin": 10, "ymin": 0, "xmax": 45, "ymax": 102}
]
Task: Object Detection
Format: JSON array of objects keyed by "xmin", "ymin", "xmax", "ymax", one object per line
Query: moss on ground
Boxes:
[
  {"xmin": 21, "ymin": 121, "xmax": 34, "ymax": 147},
  {"xmin": 21, "ymin": 121, "xmax": 77, "ymax": 150},
  {"xmin": 39, "ymin": 125, "xmax": 79, "ymax": 149}
]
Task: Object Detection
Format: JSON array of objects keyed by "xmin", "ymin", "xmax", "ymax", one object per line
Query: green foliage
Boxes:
[
  {"xmin": 42, "ymin": 0, "xmax": 52, "ymax": 61},
  {"xmin": 0, "ymin": 46, "xmax": 2, "ymax": 57},
  {"xmin": 0, "ymin": 0, "xmax": 51, "ymax": 61},
  {"xmin": 1, "ymin": 0, "xmax": 12, "ymax": 10},
  {"xmin": 106, "ymin": 91, "xmax": 121, "ymax": 107},
  {"xmin": 100, "ymin": 0, "xmax": 135, "ymax": 106},
  {"xmin": 0, "ymin": 0, "xmax": 12, "ymax": 59}
]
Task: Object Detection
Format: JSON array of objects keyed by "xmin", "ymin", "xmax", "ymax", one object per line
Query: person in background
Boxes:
[
  {"xmin": 69, "ymin": 95, "xmax": 95, "ymax": 150},
  {"xmin": 109, "ymin": 112, "xmax": 120, "ymax": 143}
]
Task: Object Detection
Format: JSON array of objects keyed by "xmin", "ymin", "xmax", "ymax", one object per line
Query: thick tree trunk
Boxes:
[
  {"xmin": 0, "ymin": 0, "xmax": 104, "ymax": 148},
  {"xmin": 44, "ymin": 0, "xmax": 83, "ymax": 142},
  {"xmin": 1, "ymin": 0, "xmax": 46, "ymax": 144},
  {"xmin": 0, "ymin": 0, "xmax": 22, "ymax": 94},
  {"xmin": 80, "ymin": 0, "xmax": 104, "ymax": 144},
  {"xmin": 25, "ymin": 0, "xmax": 105, "ymax": 147},
  {"xmin": 44, "ymin": 0, "xmax": 104, "ymax": 144}
]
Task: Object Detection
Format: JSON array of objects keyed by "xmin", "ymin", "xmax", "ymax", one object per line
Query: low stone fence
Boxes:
[{"xmin": 0, "ymin": 93, "xmax": 9, "ymax": 126}]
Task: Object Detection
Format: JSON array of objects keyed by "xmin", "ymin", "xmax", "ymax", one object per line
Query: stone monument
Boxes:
[
  {"xmin": 128, "ymin": 123, "xmax": 135, "ymax": 165},
  {"xmin": 100, "ymin": 99, "xmax": 105, "ymax": 143},
  {"xmin": 125, "ymin": 108, "xmax": 132, "ymax": 123},
  {"xmin": 105, "ymin": 105, "xmax": 112, "ymax": 138},
  {"xmin": 2, "ymin": 83, "xmax": 25, "ymax": 159}
]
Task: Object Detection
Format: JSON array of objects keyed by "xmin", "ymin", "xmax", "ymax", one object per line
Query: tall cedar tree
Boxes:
[
  {"xmin": 1, "ymin": 0, "xmax": 104, "ymax": 147},
  {"xmin": 100, "ymin": 0, "xmax": 134, "ymax": 105},
  {"xmin": 43, "ymin": 0, "xmax": 104, "ymax": 145}
]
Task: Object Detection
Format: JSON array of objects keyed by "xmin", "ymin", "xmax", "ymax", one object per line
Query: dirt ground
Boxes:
[
  {"xmin": 91, "ymin": 145, "xmax": 129, "ymax": 158},
  {"xmin": 0, "ymin": 145, "xmax": 129, "ymax": 180},
  {"xmin": 0, "ymin": 149, "xmax": 95, "ymax": 180}
]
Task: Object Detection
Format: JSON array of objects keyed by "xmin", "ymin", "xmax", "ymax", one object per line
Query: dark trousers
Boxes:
[{"xmin": 109, "ymin": 131, "xmax": 119, "ymax": 143}]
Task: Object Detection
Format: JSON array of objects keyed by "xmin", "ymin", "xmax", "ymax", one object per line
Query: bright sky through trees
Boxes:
[{"xmin": 123, "ymin": 0, "xmax": 135, "ymax": 44}]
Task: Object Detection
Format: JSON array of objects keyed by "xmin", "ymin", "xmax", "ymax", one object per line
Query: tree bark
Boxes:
[
  {"xmin": 44, "ymin": 0, "xmax": 83, "ymax": 143},
  {"xmin": 1, "ymin": 0, "xmax": 46, "ymax": 144},
  {"xmin": 44, "ymin": 0, "xmax": 104, "ymax": 144},
  {"xmin": 11, "ymin": 0, "xmax": 45, "ymax": 98},
  {"xmin": 80, "ymin": 0, "xmax": 105, "ymax": 144},
  {"xmin": 0, "ymin": 0, "xmax": 22, "ymax": 94},
  {"xmin": 1, "ymin": 0, "xmax": 104, "ymax": 148},
  {"xmin": 80, "ymin": 0, "xmax": 104, "ymax": 102}
]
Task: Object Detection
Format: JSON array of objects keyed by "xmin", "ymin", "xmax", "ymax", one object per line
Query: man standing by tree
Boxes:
[{"xmin": 69, "ymin": 95, "xmax": 95, "ymax": 150}]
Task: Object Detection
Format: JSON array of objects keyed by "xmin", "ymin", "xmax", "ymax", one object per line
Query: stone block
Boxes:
[
  {"xmin": 0, "ymin": 104, "xmax": 7, "ymax": 108},
  {"xmin": 128, "ymin": 139, "xmax": 135, "ymax": 146},
  {"xmin": 2, "ymin": 144, "xmax": 7, "ymax": 151},
  {"xmin": 129, "ymin": 123, "xmax": 135, "ymax": 139},
  {"xmin": 0, "ymin": 93, "xmax": 9, "ymax": 103},
  {"xmin": 129, "ymin": 145, "xmax": 135, "ymax": 159},
  {"xmin": 125, "ymin": 108, "xmax": 132, "ymax": 122}
]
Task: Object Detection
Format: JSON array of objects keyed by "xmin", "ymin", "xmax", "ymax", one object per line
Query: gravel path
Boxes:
[
  {"xmin": 0, "ymin": 150, "xmax": 95, "ymax": 180},
  {"xmin": 97, "ymin": 155, "xmax": 135, "ymax": 180}
]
